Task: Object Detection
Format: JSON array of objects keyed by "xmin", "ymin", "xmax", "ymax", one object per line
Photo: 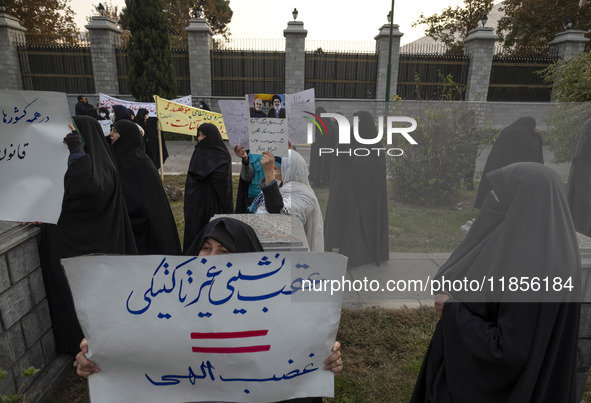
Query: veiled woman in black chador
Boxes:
[
  {"xmin": 308, "ymin": 106, "xmax": 338, "ymax": 187},
  {"xmin": 411, "ymin": 162, "xmax": 580, "ymax": 403},
  {"xmin": 39, "ymin": 116, "xmax": 137, "ymax": 354},
  {"xmin": 183, "ymin": 123, "xmax": 233, "ymax": 252},
  {"xmin": 474, "ymin": 117, "xmax": 543, "ymax": 208},
  {"xmin": 567, "ymin": 118, "xmax": 591, "ymax": 237},
  {"xmin": 324, "ymin": 110, "xmax": 389, "ymax": 266},
  {"xmin": 111, "ymin": 119, "xmax": 181, "ymax": 255}
]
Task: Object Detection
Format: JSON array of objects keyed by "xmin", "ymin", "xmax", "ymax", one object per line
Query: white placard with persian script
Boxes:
[
  {"xmin": 246, "ymin": 94, "xmax": 288, "ymax": 157},
  {"xmin": 0, "ymin": 90, "xmax": 70, "ymax": 223},
  {"xmin": 286, "ymin": 89, "xmax": 315, "ymax": 145},
  {"xmin": 248, "ymin": 117, "xmax": 289, "ymax": 156},
  {"xmin": 63, "ymin": 252, "xmax": 346, "ymax": 403},
  {"xmin": 218, "ymin": 99, "xmax": 248, "ymax": 148}
]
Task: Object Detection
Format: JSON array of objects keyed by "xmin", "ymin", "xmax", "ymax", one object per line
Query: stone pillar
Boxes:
[
  {"xmin": 548, "ymin": 29, "xmax": 589, "ymax": 101},
  {"xmin": 283, "ymin": 21, "xmax": 307, "ymax": 94},
  {"xmin": 549, "ymin": 29, "xmax": 589, "ymax": 60},
  {"xmin": 86, "ymin": 16, "xmax": 121, "ymax": 95},
  {"xmin": 463, "ymin": 27, "xmax": 498, "ymax": 102},
  {"xmin": 0, "ymin": 11, "xmax": 26, "ymax": 90},
  {"xmin": 186, "ymin": 18, "xmax": 213, "ymax": 99},
  {"xmin": 374, "ymin": 24, "xmax": 403, "ymax": 101}
]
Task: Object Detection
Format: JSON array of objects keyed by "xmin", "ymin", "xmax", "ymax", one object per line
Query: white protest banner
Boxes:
[
  {"xmin": 246, "ymin": 94, "xmax": 288, "ymax": 157},
  {"xmin": 0, "ymin": 90, "xmax": 70, "ymax": 223},
  {"xmin": 63, "ymin": 252, "xmax": 346, "ymax": 403},
  {"xmin": 286, "ymin": 89, "xmax": 315, "ymax": 145},
  {"xmin": 99, "ymin": 93, "xmax": 192, "ymax": 117},
  {"xmin": 218, "ymin": 99, "xmax": 248, "ymax": 148}
]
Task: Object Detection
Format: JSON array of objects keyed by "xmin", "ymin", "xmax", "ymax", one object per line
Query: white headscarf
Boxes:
[{"xmin": 256, "ymin": 150, "xmax": 324, "ymax": 252}]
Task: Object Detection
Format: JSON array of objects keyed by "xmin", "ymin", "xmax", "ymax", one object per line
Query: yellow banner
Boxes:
[{"xmin": 153, "ymin": 95, "xmax": 228, "ymax": 139}]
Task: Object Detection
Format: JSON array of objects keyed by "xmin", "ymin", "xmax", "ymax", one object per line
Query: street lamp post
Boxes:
[
  {"xmin": 385, "ymin": 0, "xmax": 395, "ymax": 103},
  {"xmin": 481, "ymin": 13, "xmax": 488, "ymax": 27}
]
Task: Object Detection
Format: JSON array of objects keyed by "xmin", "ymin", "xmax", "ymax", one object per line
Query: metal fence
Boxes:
[
  {"xmin": 12, "ymin": 34, "xmax": 563, "ymax": 103},
  {"xmin": 305, "ymin": 39, "xmax": 376, "ymax": 53},
  {"xmin": 397, "ymin": 53, "xmax": 470, "ymax": 101},
  {"xmin": 171, "ymin": 49, "xmax": 190, "ymax": 95},
  {"xmin": 115, "ymin": 47, "xmax": 130, "ymax": 95},
  {"xmin": 487, "ymin": 55, "xmax": 558, "ymax": 102},
  {"xmin": 17, "ymin": 38, "xmax": 95, "ymax": 94},
  {"xmin": 211, "ymin": 50, "xmax": 286, "ymax": 96},
  {"xmin": 213, "ymin": 37, "xmax": 286, "ymax": 51},
  {"xmin": 305, "ymin": 51, "xmax": 378, "ymax": 99}
]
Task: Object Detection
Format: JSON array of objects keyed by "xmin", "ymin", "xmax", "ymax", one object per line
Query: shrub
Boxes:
[
  {"xmin": 539, "ymin": 51, "xmax": 591, "ymax": 163},
  {"xmin": 540, "ymin": 103, "xmax": 591, "ymax": 164},
  {"xmin": 388, "ymin": 105, "xmax": 488, "ymax": 206}
]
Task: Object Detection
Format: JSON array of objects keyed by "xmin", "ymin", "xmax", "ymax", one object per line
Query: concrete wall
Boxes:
[{"xmin": 192, "ymin": 97, "xmax": 557, "ymax": 132}]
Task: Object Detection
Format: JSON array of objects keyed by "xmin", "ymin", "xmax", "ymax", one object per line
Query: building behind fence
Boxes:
[{"xmin": 2, "ymin": 12, "xmax": 588, "ymax": 104}]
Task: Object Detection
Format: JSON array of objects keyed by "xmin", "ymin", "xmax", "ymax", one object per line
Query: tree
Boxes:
[
  {"xmin": 125, "ymin": 0, "xmax": 177, "ymax": 101},
  {"xmin": 4, "ymin": 0, "xmax": 78, "ymax": 39},
  {"xmin": 414, "ymin": 0, "xmax": 591, "ymax": 55},
  {"xmin": 497, "ymin": 0, "xmax": 591, "ymax": 53},
  {"xmin": 120, "ymin": 0, "xmax": 232, "ymax": 48},
  {"xmin": 412, "ymin": 0, "xmax": 495, "ymax": 52},
  {"xmin": 539, "ymin": 51, "xmax": 591, "ymax": 163}
]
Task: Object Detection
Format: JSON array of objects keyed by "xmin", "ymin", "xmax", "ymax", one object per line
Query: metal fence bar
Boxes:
[
  {"xmin": 172, "ymin": 49, "xmax": 190, "ymax": 95},
  {"xmin": 305, "ymin": 39, "xmax": 376, "ymax": 54},
  {"xmin": 396, "ymin": 53, "xmax": 469, "ymax": 100},
  {"xmin": 304, "ymin": 51, "xmax": 378, "ymax": 98},
  {"xmin": 400, "ymin": 43, "xmax": 459, "ymax": 55},
  {"xmin": 211, "ymin": 49, "xmax": 286, "ymax": 96},
  {"xmin": 213, "ymin": 37, "xmax": 286, "ymax": 51},
  {"xmin": 487, "ymin": 55, "xmax": 558, "ymax": 102},
  {"xmin": 17, "ymin": 44, "xmax": 95, "ymax": 93}
]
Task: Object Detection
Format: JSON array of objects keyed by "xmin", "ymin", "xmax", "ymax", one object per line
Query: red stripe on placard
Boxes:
[
  {"xmin": 190, "ymin": 330, "xmax": 268, "ymax": 339},
  {"xmin": 192, "ymin": 345, "xmax": 271, "ymax": 354}
]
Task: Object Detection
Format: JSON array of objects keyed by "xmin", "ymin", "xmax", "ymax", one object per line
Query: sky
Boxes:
[{"xmin": 69, "ymin": 0, "xmax": 476, "ymax": 46}]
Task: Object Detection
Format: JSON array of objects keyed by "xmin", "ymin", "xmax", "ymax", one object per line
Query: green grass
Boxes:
[
  {"xmin": 333, "ymin": 307, "xmax": 439, "ymax": 402},
  {"xmin": 164, "ymin": 175, "xmax": 479, "ymax": 253},
  {"xmin": 385, "ymin": 188, "xmax": 477, "ymax": 252}
]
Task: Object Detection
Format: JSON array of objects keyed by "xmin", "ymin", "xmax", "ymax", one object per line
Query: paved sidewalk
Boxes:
[{"xmin": 341, "ymin": 253, "xmax": 450, "ymax": 309}]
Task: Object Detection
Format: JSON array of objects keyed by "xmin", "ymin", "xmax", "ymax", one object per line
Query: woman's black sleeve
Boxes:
[{"xmin": 260, "ymin": 180, "xmax": 284, "ymax": 213}]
